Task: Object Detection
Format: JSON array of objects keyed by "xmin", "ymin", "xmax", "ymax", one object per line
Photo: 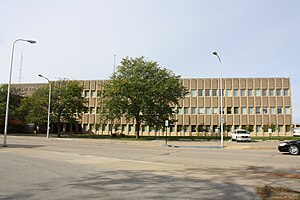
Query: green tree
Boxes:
[
  {"xmin": 18, "ymin": 80, "xmax": 87, "ymax": 137},
  {"xmin": 0, "ymin": 84, "xmax": 25, "ymax": 133},
  {"xmin": 101, "ymin": 57, "xmax": 187, "ymax": 138}
]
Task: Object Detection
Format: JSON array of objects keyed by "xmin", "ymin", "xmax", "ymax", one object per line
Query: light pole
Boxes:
[
  {"xmin": 3, "ymin": 39, "xmax": 36, "ymax": 147},
  {"xmin": 213, "ymin": 51, "xmax": 224, "ymax": 148},
  {"xmin": 38, "ymin": 74, "xmax": 51, "ymax": 139}
]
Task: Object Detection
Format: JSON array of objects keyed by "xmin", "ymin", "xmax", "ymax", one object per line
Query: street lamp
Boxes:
[
  {"xmin": 213, "ymin": 51, "xmax": 224, "ymax": 148},
  {"xmin": 3, "ymin": 39, "xmax": 36, "ymax": 147},
  {"xmin": 38, "ymin": 74, "xmax": 51, "ymax": 139}
]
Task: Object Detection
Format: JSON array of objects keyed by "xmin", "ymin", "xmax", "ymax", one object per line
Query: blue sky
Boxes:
[{"xmin": 0, "ymin": 0, "xmax": 300, "ymax": 122}]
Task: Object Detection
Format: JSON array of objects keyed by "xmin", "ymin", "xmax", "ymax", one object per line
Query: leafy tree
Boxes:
[
  {"xmin": 0, "ymin": 84, "xmax": 25, "ymax": 133},
  {"xmin": 101, "ymin": 57, "xmax": 187, "ymax": 138},
  {"xmin": 18, "ymin": 79, "xmax": 87, "ymax": 137}
]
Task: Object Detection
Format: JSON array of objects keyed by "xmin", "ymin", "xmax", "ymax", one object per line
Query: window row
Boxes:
[
  {"xmin": 176, "ymin": 106, "xmax": 291, "ymax": 115},
  {"xmin": 188, "ymin": 88, "xmax": 289, "ymax": 97}
]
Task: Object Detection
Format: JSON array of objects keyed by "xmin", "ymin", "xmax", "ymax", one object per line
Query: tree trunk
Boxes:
[
  {"xmin": 136, "ymin": 121, "xmax": 141, "ymax": 139},
  {"xmin": 57, "ymin": 116, "xmax": 61, "ymax": 137}
]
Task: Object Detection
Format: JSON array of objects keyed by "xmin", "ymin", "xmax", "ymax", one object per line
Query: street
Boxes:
[{"xmin": 0, "ymin": 136, "xmax": 299, "ymax": 200}]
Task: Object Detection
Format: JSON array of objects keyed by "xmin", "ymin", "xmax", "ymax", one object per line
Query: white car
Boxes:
[
  {"xmin": 231, "ymin": 129, "xmax": 251, "ymax": 142},
  {"xmin": 292, "ymin": 128, "xmax": 300, "ymax": 137}
]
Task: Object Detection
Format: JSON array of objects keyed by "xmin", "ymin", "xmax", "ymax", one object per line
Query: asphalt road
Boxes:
[{"xmin": 0, "ymin": 136, "xmax": 299, "ymax": 200}]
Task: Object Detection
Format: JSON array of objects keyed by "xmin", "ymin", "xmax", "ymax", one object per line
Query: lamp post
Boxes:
[
  {"xmin": 213, "ymin": 51, "xmax": 224, "ymax": 148},
  {"xmin": 38, "ymin": 74, "xmax": 51, "ymax": 139},
  {"xmin": 3, "ymin": 39, "xmax": 36, "ymax": 147}
]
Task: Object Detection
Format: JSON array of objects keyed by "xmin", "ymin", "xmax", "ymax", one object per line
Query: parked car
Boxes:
[
  {"xmin": 292, "ymin": 128, "xmax": 300, "ymax": 137},
  {"xmin": 231, "ymin": 129, "xmax": 251, "ymax": 142},
  {"xmin": 278, "ymin": 140, "xmax": 300, "ymax": 155}
]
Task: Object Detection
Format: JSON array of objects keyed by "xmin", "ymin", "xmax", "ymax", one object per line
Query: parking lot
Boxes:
[{"xmin": 0, "ymin": 135, "xmax": 299, "ymax": 200}]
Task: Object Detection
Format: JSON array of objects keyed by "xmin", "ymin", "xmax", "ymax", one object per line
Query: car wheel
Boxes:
[{"xmin": 288, "ymin": 145, "xmax": 300, "ymax": 155}]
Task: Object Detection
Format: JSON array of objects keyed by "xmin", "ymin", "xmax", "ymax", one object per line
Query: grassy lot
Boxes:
[{"xmin": 257, "ymin": 185, "xmax": 300, "ymax": 200}]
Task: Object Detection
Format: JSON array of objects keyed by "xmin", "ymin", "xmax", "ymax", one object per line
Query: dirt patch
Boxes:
[
  {"xmin": 268, "ymin": 172, "xmax": 300, "ymax": 179},
  {"xmin": 256, "ymin": 185, "xmax": 300, "ymax": 200}
]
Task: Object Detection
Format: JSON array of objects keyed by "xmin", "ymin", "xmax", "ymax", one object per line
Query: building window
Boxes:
[
  {"xmin": 262, "ymin": 89, "xmax": 267, "ymax": 96},
  {"xmin": 234, "ymin": 107, "xmax": 239, "ymax": 114},
  {"xmin": 278, "ymin": 125, "xmax": 283, "ymax": 133},
  {"xmin": 249, "ymin": 107, "xmax": 254, "ymax": 115},
  {"xmin": 129, "ymin": 125, "xmax": 134, "ymax": 132},
  {"xmin": 241, "ymin": 89, "xmax": 246, "ymax": 96},
  {"xmin": 83, "ymin": 124, "xmax": 88, "ymax": 131},
  {"xmin": 122, "ymin": 125, "xmax": 127, "ymax": 132},
  {"xmin": 226, "ymin": 89, "xmax": 231, "ymax": 97},
  {"xmin": 233, "ymin": 89, "xmax": 238, "ymax": 96},
  {"xmin": 191, "ymin": 107, "xmax": 196, "ymax": 115},
  {"xmin": 256, "ymin": 107, "xmax": 261, "ymax": 114},
  {"xmin": 90, "ymin": 124, "xmax": 95, "ymax": 131},
  {"xmin": 177, "ymin": 107, "xmax": 182, "ymax": 115},
  {"xmin": 276, "ymin": 89, "xmax": 282, "ymax": 96},
  {"xmin": 248, "ymin": 89, "xmax": 253, "ymax": 96},
  {"xmin": 212, "ymin": 89, "xmax": 217, "ymax": 97},
  {"xmin": 177, "ymin": 125, "xmax": 182, "ymax": 132},
  {"xmin": 90, "ymin": 107, "xmax": 96, "ymax": 114},
  {"xmin": 284, "ymin": 89, "xmax": 289, "ymax": 96},
  {"xmin": 91, "ymin": 90, "xmax": 96, "ymax": 97},
  {"xmin": 198, "ymin": 89, "xmax": 203, "ymax": 96},
  {"xmin": 184, "ymin": 107, "xmax": 189, "ymax": 115},
  {"xmin": 205, "ymin": 107, "xmax": 210, "ymax": 115},
  {"xmin": 84, "ymin": 90, "xmax": 89, "ymax": 98},
  {"xmin": 263, "ymin": 107, "xmax": 268, "ymax": 114},
  {"xmin": 205, "ymin": 89, "xmax": 210, "ymax": 96},
  {"xmin": 213, "ymin": 107, "xmax": 218, "ymax": 115},
  {"xmin": 184, "ymin": 125, "xmax": 189, "ymax": 132},
  {"xmin": 241, "ymin": 107, "xmax": 246, "ymax": 115},
  {"xmin": 191, "ymin": 89, "xmax": 196, "ymax": 97},
  {"xmin": 191, "ymin": 125, "xmax": 197, "ymax": 132},
  {"xmin": 278, "ymin": 107, "xmax": 282, "ymax": 114},
  {"xmin": 269, "ymin": 89, "xmax": 274, "ymax": 96},
  {"xmin": 270, "ymin": 107, "xmax": 275, "ymax": 114},
  {"xmin": 227, "ymin": 107, "xmax": 232, "ymax": 114},
  {"xmin": 256, "ymin": 125, "xmax": 262, "ymax": 132},
  {"xmin": 285, "ymin": 107, "xmax": 290, "ymax": 114},
  {"xmin": 102, "ymin": 124, "xmax": 106, "ymax": 131},
  {"xmin": 219, "ymin": 89, "xmax": 224, "ymax": 96},
  {"xmin": 198, "ymin": 107, "xmax": 204, "ymax": 114},
  {"xmin": 170, "ymin": 125, "xmax": 175, "ymax": 132},
  {"xmin": 255, "ymin": 89, "xmax": 260, "ymax": 96}
]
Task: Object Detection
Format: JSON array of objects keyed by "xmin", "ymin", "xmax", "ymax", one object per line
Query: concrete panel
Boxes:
[
  {"xmin": 83, "ymin": 114, "xmax": 88, "ymax": 123},
  {"xmin": 205, "ymin": 79, "xmax": 211, "ymax": 89},
  {"xmin": 283, "ymin": 78, "xmax": 289, "ymax": 88},
  {"xmin": 212, "ymin": 115, "xmax": 218, "ymax": 125},
  {"xmin": 263, "ymin": 115, "xmax": 269, "ymax": 124},
  {"xmin": 197, "ymin": 79, "xmax": 204, "ymax": 88},
  {"xmin": 90, "ymin": 81, "xmax": 96, "ymax": 90},
  {"xmin": 247, "ymin": 79, "xmax": 253, "ymax": 89},
  {"xmin": 248, "ymin": 115, "xmax": 255, "ymax": 124},
  {"xmin": 191, "ymin": 79, "xmax": 197, "ymax": 89},
  {"xmin": 177, "ymin": 115, "xmax": 183, "ymax": 124},
  {"xmin": 276, "ymin": 78, "xmax": 282, "ymax": 88},
  {"xmin": 198, "ymin": 98, "xmax": 204, "ymax": 107},
  {"xmin": 240, "ymin": 79, "xmax": 246, "ymax": 89},
  {"xmin": 234, "ymin": 116, "xmax": 240, "ymax": 125},
  {"xmin": 270, "ymin": 116, "xmax": 276, "ymax": 124},
  {"xmin": 225, "ymin": 79, "xmax": 232, "ymax": 89},
  {"xmin": 254, "ymin": 79, "xmax": 260, "ymax": 89},
  {"xmin": 205, "ymin": 97, "xmax": 211, "ymax": 107},
  {"xmin": 178, "ymin": 100, "xmax": 183, "ymax": 107},
  {"xmin": 84, "ymin": 81, "xmax": 90, "ymax": 89},
  {"xmin": 212, "ymin": 79, "xmax": 218, "ymax": 89},
  {"xmin": 269, "ymin": 97, "xmax": 276, "ymax": 106},
  {"xmin": 191, "ymin": 115, "xmax": 197, "ymax": 125},
  {"xmin": 269, "ymin": 78, "xmax": 275, "ymax": 89},
  {"xmin": 90, "ymin": 114, "xmax": 95, "ymax": 123},
  {"xmin": 205, "ymin": 115, "xmax": 211, "ymax": 125},
  {"xmin": 285, "ymin": 115, "xmax": 291, "ymax": 124},
  {"xmin": 226, "ymin": 115, "xmax": 233, "ymax": 124},
  {"xmin": 284, "ymin": 97, "xmax": 290, "ymax": 106},
  {"xmin": 277, "ymin": 97, "xmax": 283, "ymax": 106},
  {"xmin": 197, "ymin": 115, "xmax": 204, "ymax": 124},
  {"xmin": 191, "ymin": 97, "xmax": 197, "ymax": 107},
  {"xmin": 241, "ymin": 116, "xmax": 247, "ymax": 125},
  {"xmin": 184, "ymin": 116, "xmax": 190, "ymax": 125},
  {"xmin": 278, "ymin": 115, "xmax": 284, "ymax": 125},
  {"xmin": 248, "ymin": 97, "xmax": 254, "ymax": 107},
  {"xmin": 226, "ymin": 97, "xmax": 232, "ymax": 107},
  {"xmin": 261, "ymin": 78, "xmax": 268, "ymax": 89},
  {"xmin": 262, "ymin": 97, "xmax": 268, "ymax": 106},
  {"xmin": 233, "ymin": 97, "xmax": 240, "ymax": 106},
  {"xmin": 183, "ymin": 79, "xmax": 190, "ymax": 88},
  {"xmin": 256, "ymin": 115, "xmax": 262, "ymax": 125},
  {"xmin": 241, "ymin": 97, "xmax": 247, "ymax": 106},
  {"xmin": 255, "ymin": 97, "xmax": 261, "ymax": 106},
  {"xmin": 212, "ymin": 97, "xmax": 218, "ymax": 107},
  {"xmin": 233, "ymin": 79, "xmax": 239, "ymax": 89},
  {"xmin": 184, "ymin": 99, "xmax": 190, "ymax": 107}
]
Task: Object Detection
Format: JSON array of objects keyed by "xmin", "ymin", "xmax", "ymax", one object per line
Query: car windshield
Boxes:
[{"xmin": 236, "ymin": 130, "xmax": 248, "ymax": 134}]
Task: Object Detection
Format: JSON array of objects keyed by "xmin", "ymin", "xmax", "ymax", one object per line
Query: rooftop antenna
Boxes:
[
  {"xmin": 18, "ymin": 44, "xmax": 24, "ymax": 83},
  {"xmin": 113, "ymin": 54, "xmax": 116, "ymax": 73}
]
